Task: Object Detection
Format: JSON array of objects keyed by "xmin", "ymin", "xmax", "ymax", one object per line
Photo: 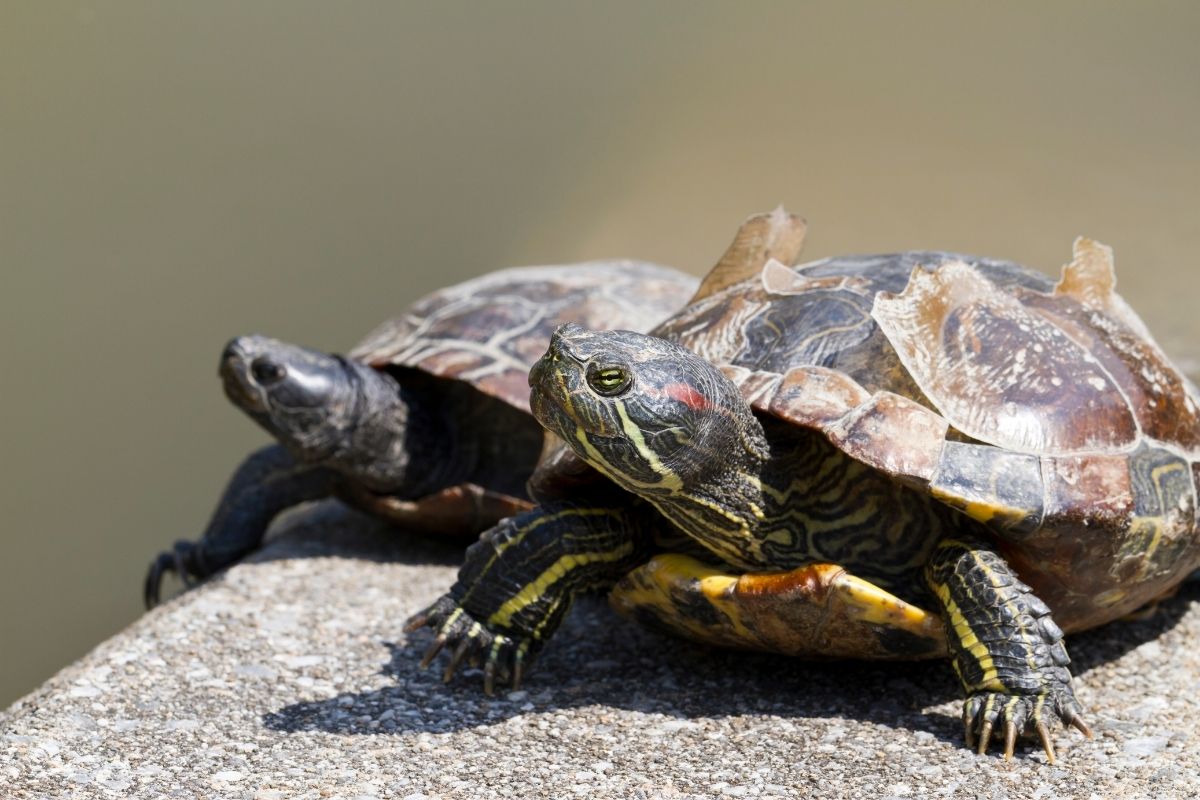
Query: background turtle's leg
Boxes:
[
  {"xmin": 336, "ymin": 481, "xmax": 533, "ymax": 542},
  {"xmin": 924, "ymin": 534, "xmax": 1092, "ymax": 762},
  {"xmin": 405, "ymin": 500, "xmax": 658, "ymax": 694},
  {"xmin": 611, "ymin": 554, "xmax": 948, "ymax": 660},
  {"xmin": 144, "ymin": 444, "xmax": 335, "ymax": 607}
]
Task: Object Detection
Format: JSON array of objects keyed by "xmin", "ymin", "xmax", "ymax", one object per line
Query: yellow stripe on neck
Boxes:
[{"xmin": 571, "ymin": 417, "xmax": 683, "ymax": 495}]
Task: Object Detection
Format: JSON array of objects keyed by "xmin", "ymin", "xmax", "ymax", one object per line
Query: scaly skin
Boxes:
[
  {"xmin": 925, "ymin": 537, "xmax": 1093, "ymax": 761},
  {"xmin": 405, "ymin": 501, "xmax": 657, "ymax": 694}
]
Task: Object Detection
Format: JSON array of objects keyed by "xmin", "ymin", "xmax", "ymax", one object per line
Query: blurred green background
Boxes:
[{"xmin": 2, "ymin": 2, "xmax": 1198, "ymax": 708}]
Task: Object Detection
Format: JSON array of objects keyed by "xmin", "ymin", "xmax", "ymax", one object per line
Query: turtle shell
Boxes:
[
  {"xmin": 652, "ymin": 237, "xmax": 1200, "ymax": 633},
  {"xmin": 351, "ymin": 261, "xmax": 698, "ymax": 411}
]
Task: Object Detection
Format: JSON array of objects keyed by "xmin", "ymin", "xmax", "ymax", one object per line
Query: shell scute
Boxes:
[
  {"xmin": 826, "ymin": 392, "xmax": 949, "ymax": 488},
  {"xmin": 929, "ymin": 442, "xmax": 1044, "ymax": 536},
  {"xmin": 1040, "ymin": 452, "xmax": 1134, "ymax": 538},
  {"xmin": 872, "ymin": 261, "xmax": 1139, "ymax": 455},
  {"xmin": 1020, "ymin": 288, "xmax": 1200, "ymax": 454},
  {"xmin": 351, "ymin": 261, "xmax": 697, "ymax": 409},
  {"xmin": 724, "ymin": 364, "xmax": 870, "ymax": 427}
]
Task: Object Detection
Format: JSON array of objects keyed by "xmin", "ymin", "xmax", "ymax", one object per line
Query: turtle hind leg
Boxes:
[
  {"xmin": 925, "ymin": 535, "xmax": 1093, "ymax": 762},
  {"xmin": 610, "ymin": 554, "xmax": 948, "ymax": 660}
]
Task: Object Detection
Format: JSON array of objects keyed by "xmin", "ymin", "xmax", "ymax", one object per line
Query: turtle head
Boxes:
[
  {"xmin": 530, "ymin": 324, "xmax": 768, "ymax": 503},
  {"xmin": 220, "ymin": 335, "xmax": 368, "ymax": 461}
]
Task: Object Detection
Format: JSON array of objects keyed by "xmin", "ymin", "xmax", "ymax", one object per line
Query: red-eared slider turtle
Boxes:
[
  {"xmin": 408, "ymin": 211, "xmax": 1200, "ymax": 762},
  {"xmin": 143, "ymin": 261, "xmax": 698, "ymax": 607}
]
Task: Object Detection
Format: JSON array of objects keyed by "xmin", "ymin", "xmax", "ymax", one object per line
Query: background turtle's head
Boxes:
[
  {"xmin": 220, "ymin": 335, "xmax": 363, "ymax": 461},
  {"xmin": 530, "ymin": 323, "xmax": 767, "ymax": 500}
]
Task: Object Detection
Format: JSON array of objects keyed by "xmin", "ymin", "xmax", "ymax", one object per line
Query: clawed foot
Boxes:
[
  {"xmin": 404, "ymin": 595, "xmax": 537, "ymax": 695},
  {"xmin": 143, "ymin": 540, "xmax": 210, "ymax": 609},
  {"xmin": 964, "ymin": 689, "xmax": 1093, "ymax": 763}
]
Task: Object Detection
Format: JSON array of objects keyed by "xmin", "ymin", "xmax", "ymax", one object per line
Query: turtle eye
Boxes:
[
  {"xmin": 251, "ymin": 357, "xmax": 287, "ymax": 386},
  {"xmin": 587, "ymin": 365, "xmax": 632, "ymax": 397}
]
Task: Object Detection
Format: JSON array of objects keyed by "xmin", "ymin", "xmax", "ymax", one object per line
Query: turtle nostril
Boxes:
[
  {"xmin": 549, "ymin": 323, "xmax": 585, "ymax": 361},
  {"xmin": 250, "ymin": 357, "xmax": 286, "ymax": 386}
]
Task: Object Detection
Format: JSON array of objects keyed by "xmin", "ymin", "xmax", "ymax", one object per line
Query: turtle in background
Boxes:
[
  {"xmin": 408, "ymin": 210, "xmax": 1200, "ymax": 762},
  {"xmin": 143, "ymin": 260, "xmax": 698, "ymax": 607}
]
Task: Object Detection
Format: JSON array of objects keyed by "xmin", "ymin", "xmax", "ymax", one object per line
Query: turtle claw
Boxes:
[
  {"xmin": 1063, "ymin": 708, "xmax": 1094, "ymax": 740},
  {"xmin": 1036, "ymin": 721, "xmax": 1056, "ymax": 764},
  {"xmin": 143, "ymin": 540, "xmax": 209, "ymax": 609},
  {"xmin": 976, "ymin": 719, "xmax": 994, "ymax": 756},
  {"xmin": 511, "ymin": 657, "xmax": 526, "ymax": 692},
  {"xmin": 963, "ymin": 688, "xmax": 1090, "ymax": 762},
  {"xmin": 143, "ymin": 553, "xmax": 172, "ymax": 609},
  {"xmin": 420, "ymin": 634, "xmax": 448, "ymax": 669},
  {"xmin": 483, "ymin": 657, "xmax": 499, "ymax": 697},
  {"xmin": 405, "ymin": 595, "xmax": 539, "ymax": 694},
  {"xmin": 1003, "ymin": 720, "xmax": 1018, "ymax": 761}
]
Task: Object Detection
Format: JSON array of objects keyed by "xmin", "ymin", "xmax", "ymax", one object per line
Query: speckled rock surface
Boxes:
[{"xmin": 3, "ymin": 504, "xmax": 1199, "ymax": 799}]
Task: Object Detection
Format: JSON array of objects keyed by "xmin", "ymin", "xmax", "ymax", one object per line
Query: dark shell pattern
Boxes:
[
  {"xmin": 351, "ymin": 261, "xmax": 699, "ymax": 411},
  {"xmin": 653, "ymin": 240, "xmax": 1200, "ymax": 631}
]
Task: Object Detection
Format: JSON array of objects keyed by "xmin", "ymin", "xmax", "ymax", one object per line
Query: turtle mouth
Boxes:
[
  {"xmin": 529, "ymin": 339, "xmax": 583, "ymax": 417},
  {"xmin": 220, "ymin": 340, "xmax": 270, "ymax": 415}
]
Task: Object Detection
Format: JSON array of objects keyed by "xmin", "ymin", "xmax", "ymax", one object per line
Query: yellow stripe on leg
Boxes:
[
  {"xmin": 487, "ymin": 542, "xmax": 636, "ymax": 628},
  {"xmin": 933, "ymin": 582, "xmax": 1006, "ymax": 693}
]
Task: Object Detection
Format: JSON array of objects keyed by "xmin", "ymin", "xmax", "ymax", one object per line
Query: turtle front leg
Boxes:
[
  {"xmin": 925, "ymin": 535, "xmax": 1093, "ymax": 762},
  {"xmin": 405, "ymin": 501, "xmax": 655, "ymax": 694},
  {"xmin": 144, "ymin": 445, "xmax": 335, "ymax": 607}
]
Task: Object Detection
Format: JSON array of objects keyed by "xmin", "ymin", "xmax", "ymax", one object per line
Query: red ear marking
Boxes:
[{"xmin": 663, "ymin": 382, "xmax": 710, "ymax": 411}]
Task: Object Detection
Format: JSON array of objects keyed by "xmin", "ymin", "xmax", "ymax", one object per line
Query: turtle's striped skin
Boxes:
[
  {"xmin": 143, "ymin": 261, "xmax": 697, "ymax": 606},
  {"xmin": 408, "ymin": 212, "xmax": 1200, "ymax": 763}
]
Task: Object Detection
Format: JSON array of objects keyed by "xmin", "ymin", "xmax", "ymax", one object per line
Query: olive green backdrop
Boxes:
[{"xmin": 2, "ymin": 2, "xmax": 1198, "ymax": 708}]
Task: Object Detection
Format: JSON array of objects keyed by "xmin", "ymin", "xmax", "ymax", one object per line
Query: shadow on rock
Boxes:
[
  {"xmin": 263, "ymin": 594, "xmax": 967, "ymax": 747},
  {"xmin": 247, "ymin": 501, "xmax": 467, "ymax": 568},
  {"xmin": 263, "ymin": 581, "xmax": 1198, "ymax": 750},
  {"xmin": 1066, "ymin": 578, "xmax": 1200, "ymax": 674}
]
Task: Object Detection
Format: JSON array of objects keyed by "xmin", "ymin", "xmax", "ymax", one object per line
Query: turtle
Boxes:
[
  {"xmin": 143, "ymin": 260, "xmax": 699, "ymax": 607},
  {"xmin": 406, "ymin": 209, "xmax": 1200, "ymax": 763}
]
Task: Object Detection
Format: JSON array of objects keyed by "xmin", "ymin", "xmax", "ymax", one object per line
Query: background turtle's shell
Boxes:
[
  {"xmin": 652, "ymin": 248, "xmax": 1200, "ymax": 630},
  {"xmin": 351, "ymin": 261, "xmax": 698, "ymax": 410}
]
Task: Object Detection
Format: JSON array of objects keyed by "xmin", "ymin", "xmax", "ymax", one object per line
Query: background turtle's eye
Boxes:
[
  {"xmin": 251, "ymin": 357, "xmax": 287, "ymax": 386},
  {"xmin": 587, "ymin": 365, "xmax": 632, "ymax": 396}
]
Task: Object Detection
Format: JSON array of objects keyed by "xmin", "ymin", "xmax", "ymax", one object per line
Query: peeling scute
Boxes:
[
  {"xmin": 1028, "ymin": 239, "xmax": 1200, "ymax": 452},
  {"xmin": 1054, "ymin": 237, "xmax": 1153, "ymax": 341},
  {"xmin": 688, "ymin": 207, "xmax": 807, "ymax": 304},
  {"xmin": 872, "ymin": 262, "xmax": 1138, "ymax": 455},
  {"xmin": 1055, "ymin": 238, "xmax": 1116, "ymax": 311},
  {"xmin": 760, "ymin": 258, "xmax": 872, "ymax": 297}
]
